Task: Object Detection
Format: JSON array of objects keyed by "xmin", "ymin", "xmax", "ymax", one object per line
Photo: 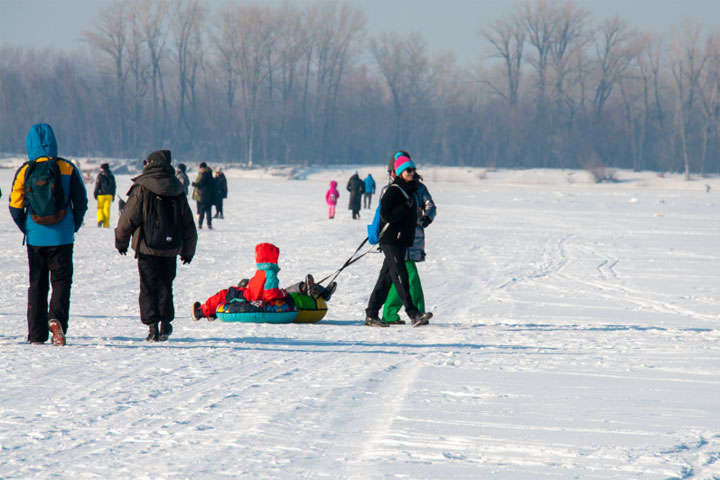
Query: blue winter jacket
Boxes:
[
  {"xmin": 9, "ymin": 124, "xmax": 88, "ymax": 246},
  {"xmin": 363, "ymin": 175, "xmax": 376, "ymax": 194}
]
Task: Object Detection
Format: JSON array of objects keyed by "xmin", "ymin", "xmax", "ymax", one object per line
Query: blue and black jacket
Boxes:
[{"xmin": 9, "ymin": 124, "xmax": 88, "ymax": 246}]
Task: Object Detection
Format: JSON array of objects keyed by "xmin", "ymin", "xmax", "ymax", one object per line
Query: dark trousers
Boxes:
[
  {"xmin": 366, "ymin": 244, "xmax": 418, "ymax": 319},
  {"xmin": 27, "ymin": 244, "xmax": 74, "ymax": 343},
  {"xmin": 214, "ymin": 198, "xmax": 224, "ymax": 216},
  {"xmin": 138, "ymin": 254, "xmax": 177, "ymax": 326},
  {"xmin": 363, "ymin": 193, "xmax": 373, "ymax": 209},
  {"xmin": 196, "ymin": 201, "xmax": 212, "ymax": 228}
]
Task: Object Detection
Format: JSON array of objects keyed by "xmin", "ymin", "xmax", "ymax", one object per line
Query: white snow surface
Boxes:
[{"xmin": 1, "ymin": 162, "xmax": 719, "ymax": 479}]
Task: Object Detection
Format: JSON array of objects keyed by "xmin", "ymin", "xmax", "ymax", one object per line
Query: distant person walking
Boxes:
[
  {"xmin": 192, "ymin": 162, "xmax": 215, "ymax": 229},
  {"xmin": 346, "ymin": 171, "xmax": 365, "ymax": 219},
  {"xmin": 325, "ymin": 180, "xmax": 340, "ymax": 219},
  {"xmin": 176, "ymin": 163, "xmax": 190, "ymax": 195},
  {"xmin": 213, "ymin": 167, "xmax": 227, "ymax": 219},
  {"xmin": 94, "ymin": 162, "xmax": 116, "ymax": 228},
  {"xmin": 363, "ymin": 173, "xmax": 376, "ymax": 209},
  {"xmin": 364, "ymin": 154, "xmax": 432, "ymax": 328},
  {"xmin": 115, "ymin": 150, "xmax": 198, "ymax": 342},
  {"xmin": 9, "ymin": 123, "xmax": 89, "ymax": 345}
]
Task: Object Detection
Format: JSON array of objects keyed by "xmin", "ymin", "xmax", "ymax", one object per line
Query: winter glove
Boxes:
[
  {"xmin": 181, "ymin": 256, "xmax": 192, "ymax": 265},
  {"xmin": 118, "ymin": 249, "xmax": 127, "ymax": 256},
  {"xmin": 420, "ymin": 215, "xmax": 432, "ymax": 228}
]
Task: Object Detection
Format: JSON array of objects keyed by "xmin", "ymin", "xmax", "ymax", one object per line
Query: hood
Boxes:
[
  {"xmin": 255, "ymin": 243, "xmax": 280, "ymax": 264},
  {"xmin": 26, "ymin": 124, "xmax": 58, "ymax": 161},
  {"xmin": 132, "ymin": 161, "xmax": 185, "ymax": 196},
  {"xmin": 330, "ymin": 181, "xmax": 337, "ymax": 188}
]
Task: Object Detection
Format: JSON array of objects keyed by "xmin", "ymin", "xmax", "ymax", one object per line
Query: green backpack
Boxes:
[{"xmin": 23, "ymin": 157, "xmax": 67, "ymax": 225}]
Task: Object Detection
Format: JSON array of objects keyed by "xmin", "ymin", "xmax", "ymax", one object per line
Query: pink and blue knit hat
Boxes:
[{"xmin": 393, "ymin": 154, "xmax": 415, "ymax": 175}]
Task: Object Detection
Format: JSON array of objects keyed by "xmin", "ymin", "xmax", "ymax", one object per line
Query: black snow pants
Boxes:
[
  {"xmin": 137, "ymin": 254, "xmax": 177, "ymax": 327},
  {"xmin": 197, "ymin": 201, "xmax": 213, "ymax": 228},
  {"xmin": 26, "ymin": 243, "xmax": 74, "ymax": 343},
  {"xmin": 366, "ymin": 243, "xmax": 419, "ymax": 319}
]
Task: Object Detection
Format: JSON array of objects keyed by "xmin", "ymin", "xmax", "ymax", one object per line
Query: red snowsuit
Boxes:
[{"xmin": 199, "ymin": 243, "xmax": 288, "ymax": 317}]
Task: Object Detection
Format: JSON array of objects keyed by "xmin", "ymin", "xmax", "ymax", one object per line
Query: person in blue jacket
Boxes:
[
  {"xmin": 9, "ymin": 124, "xmax": 88, "ymax": 346},
  {"xmin": 363, "ymin": 173, "xmax": 376, "ymax": 209}
]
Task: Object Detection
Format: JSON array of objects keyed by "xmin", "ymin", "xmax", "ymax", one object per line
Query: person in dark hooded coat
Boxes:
[
  {"xmin": 115, "ymin": 150, "xmax": 198, "ymax": 342},
  {"xmin": 346, "ymin": 171, "xmax": 365, "ymax": 219},
  {"xmin": 192, "ymin": 162, "xmax": 215, "ymax": 229}
]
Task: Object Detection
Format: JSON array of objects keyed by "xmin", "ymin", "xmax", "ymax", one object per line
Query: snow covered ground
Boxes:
[{"xmin": 1, "ymin": 161, "xmax": 719, "ymax": 479}]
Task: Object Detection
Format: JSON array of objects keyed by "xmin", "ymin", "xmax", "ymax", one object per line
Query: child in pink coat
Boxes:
[{"xmin": 325, "ymin": 180, "xmax": 339, "ymax": 219}]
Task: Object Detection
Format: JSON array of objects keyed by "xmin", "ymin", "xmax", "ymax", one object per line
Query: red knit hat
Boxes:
[{"xmin": 255, "ymin": 243, "xmax": 280, "ymax": 264}]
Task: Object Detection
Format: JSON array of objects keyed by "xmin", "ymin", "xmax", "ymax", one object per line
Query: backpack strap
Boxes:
[{"xmin": 390, "ymin": 183, "xmax": 410, "ymax": 200}]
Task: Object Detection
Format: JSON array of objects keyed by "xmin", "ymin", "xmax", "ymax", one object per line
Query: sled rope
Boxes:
[{"xmin": 317, "ymin": 236, "xmax": 377, "ymax": 285}]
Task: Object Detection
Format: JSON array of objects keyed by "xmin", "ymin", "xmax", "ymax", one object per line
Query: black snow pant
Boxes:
[
  {"xmin": 196, "ymin": 201, "xmax": 213, "ymax": 228},
  {"xmin": 137, "ymin": 254, "xmax": 177, "ymax": 327},
  {"xmin": 214, "ymin": 198, "xmax": 224, "ymax": 217},
  {"xmin": 26, "ymin": 243, "xmax": 74, "ymax": 343},
  {"xmin": 366, "ymin": 243, "xmax": 419, "ymax": 319},
  {"xmin": 363, "ymin": 193, "xmax": 373, "ymax": 209}
]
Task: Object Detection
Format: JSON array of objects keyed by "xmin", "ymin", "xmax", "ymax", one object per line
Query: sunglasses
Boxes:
[{"xmin": 403, "ymin": 167, "xmax": 416, "ymax": 174}]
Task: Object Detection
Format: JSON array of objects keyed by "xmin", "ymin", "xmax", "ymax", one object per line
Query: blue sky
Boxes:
[{"xmin": 2, "ymin": 0, "xmax": 720, "ymax": 65}]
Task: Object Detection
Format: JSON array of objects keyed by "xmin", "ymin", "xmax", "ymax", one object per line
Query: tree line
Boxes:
[{"xmin": 1, "ymin": 0, "xmax": 719, "ymax": 176}]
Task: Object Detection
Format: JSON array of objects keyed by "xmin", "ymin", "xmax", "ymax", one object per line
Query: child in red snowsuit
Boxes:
[
  {"xmin": 325, "ymin": 180, "xmax": 339, "ymax": 219},
  {"xmin": 192, "ymin": 243, "xmax": 288, "ymax": 320}
]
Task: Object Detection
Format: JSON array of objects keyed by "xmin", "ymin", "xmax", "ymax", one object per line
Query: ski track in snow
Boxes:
[{"xmin": 1, "ymin": 165, "xmax": 720, "ymax": 479}]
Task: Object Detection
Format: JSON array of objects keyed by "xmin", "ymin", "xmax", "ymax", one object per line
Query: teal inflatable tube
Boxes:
[{"xmin": 217, "ymin": 311, "xmax": 297, "ymax": 323}]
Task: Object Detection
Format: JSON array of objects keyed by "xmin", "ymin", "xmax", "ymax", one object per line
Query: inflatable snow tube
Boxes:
[
  {"xmin": 290, "ymin": 293, "xmax": 328, "ymax": 323},
  {"xmin": 216, "ymin": 298, "xmax": 297, "ymax": 323}
]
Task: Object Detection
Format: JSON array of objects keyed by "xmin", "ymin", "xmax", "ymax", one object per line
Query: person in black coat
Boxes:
[
  {"xmin": 365, "ymin": 155, "xmax": 433, "ymax": 328},
  {"xmin": 191, "ymin": 162, "xmax": 215, "ymax": 229},
  {"xmin": 115, "ymin": 150, "xmax": 198, "ymax": 341},
  {"xmin": 346, "ymin": 171, "xmax": 365, "ymax": 219},
  {"xmin": 213, "ymin": 167, "xmax": 228, "ymax": 219}
]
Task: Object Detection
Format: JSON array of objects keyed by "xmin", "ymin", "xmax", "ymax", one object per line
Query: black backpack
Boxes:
[
  {"xmin": 142, "ymin": 191, "xmax": 183, "ymax": 250},
  {"xmin": 23, "ymin": 157, "xmax": 67, "ymax": 225}
]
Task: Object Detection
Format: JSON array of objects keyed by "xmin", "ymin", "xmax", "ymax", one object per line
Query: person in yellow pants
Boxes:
[
  {"xmin": 94, "ymin": 163, "xmax": 116, "ymax": 228},
  {"xmin": 382, "ymin": 151, "xmax": 437, "ymax": 324}
]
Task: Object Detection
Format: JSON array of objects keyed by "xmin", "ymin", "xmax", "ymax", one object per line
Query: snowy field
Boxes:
[{"xmin": 1, "ymin": 161, "xmax": 719, "ymax": 479}]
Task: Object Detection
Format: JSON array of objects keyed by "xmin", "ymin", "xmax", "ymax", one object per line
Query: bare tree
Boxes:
[
  {"xmin": 304, "ymin": 1, "xmax": 365, "ymax": 164},
  {"xmin": 371, "ymin": 32, "xmax": 430, "ymax": 146},
  {"xmin": 549, "ymin": 1, "xmax": 588, "ymax": 103},
  {"xmin": 273, "ymin": 2, "xmax": 311, "ymax": 162},
  {"xmin": 670, "ymin": 21, "xmax": 707, "ymax": 179},
  {"xmin": 482, "ymin": 16, "xmax": 525, "ymax": 106},
  {"xmin": 170, "ymin": 0, "xmax": 206, "ymax": 146},
  {"xmin": 131, "ymin": 0, "xmax": 170, "ymax": 145},
  {"xmin": 126, "ymin": 3, "xmax": 150, "ymax": 151},
  {"xmin": 696, "ymin": 32, "xmax": 720, "ymax": 176},
  {"xmin": 591, "ymin": 16, "xmax": 637, "ymax": 118},
  {"xmin": 83, "ymin": 0, "xmax": 130, "ymax": 153},
  {"xmin": 519, "ymin": 0, "xmax": 559, "ymax": 105},
  {"xmin": 218, "ymin": 5, "xmax": 278, "ymax": 167}
]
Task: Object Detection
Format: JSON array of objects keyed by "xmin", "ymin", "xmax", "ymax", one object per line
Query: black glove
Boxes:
[
  {"xmin": 118, "ymin": 249, "xmax": 127, "ymax": 256},
  {"xmin": 181, "ymin": 256, "xmax": 192, "ymax": 265},
  {"xmin": 420, "ymin": 216, "xmax": 432, "ymax": 228}
]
